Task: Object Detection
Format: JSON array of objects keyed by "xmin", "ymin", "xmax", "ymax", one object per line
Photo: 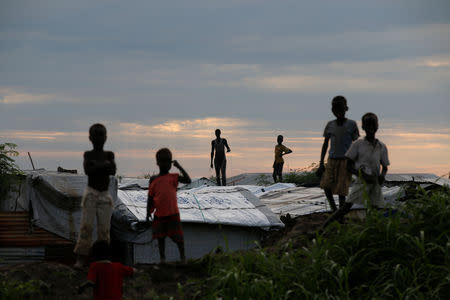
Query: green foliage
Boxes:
[
  {"xmin": 0, "ymin": 143, "xmax": 23, "ymax": 200},
  {"xmin": 283, "ymin": 163, "xmax": 321, "ymax": 187},
  {"xmin": 184, "ymin": 188, "xmax": 450, "ymax": 299},
  {"xmin": 256, "ymin": 174, "xmax": 272, "ymax": 186},
  {"xmin": 0, "ymin": 279, "xmax": 48, "ymax": 300}
]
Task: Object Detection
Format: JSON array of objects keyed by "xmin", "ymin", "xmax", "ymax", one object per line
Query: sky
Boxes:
[{"xmin": 1, "ymin": 0, "xmax": 449, "ymax": 178}]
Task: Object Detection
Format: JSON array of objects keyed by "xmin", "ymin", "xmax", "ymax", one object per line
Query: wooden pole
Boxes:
[{"xmin": 27, "ymin": 152, "xmax": 35, "ymax": 170}]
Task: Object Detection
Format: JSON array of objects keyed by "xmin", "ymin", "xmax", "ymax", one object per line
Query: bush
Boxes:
[
  {"xmin": 184, "ymin": 187, "xmax": 450, "ymax": 299},
  {"xmin": 0, "ymin": 143, "xmax": 23, "ymax": 200},
  {"xmin": 0, "ymin": 279, "xmax": 48, "ymax": 300},
  {"xmin": 283, "ymin": 163, "xmax": 321, "ymax": 187}
]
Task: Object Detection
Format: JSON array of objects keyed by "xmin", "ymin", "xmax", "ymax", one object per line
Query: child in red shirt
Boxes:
[
  {"xmin": 146, "ymin": 148, "xmax": 191, "ymax": 263},
  {"xmin": 78, "ymin": 240, "xmax": 135, "ymax": 300}
]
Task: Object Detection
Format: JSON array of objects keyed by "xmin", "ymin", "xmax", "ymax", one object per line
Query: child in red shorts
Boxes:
[
  {"xmin": 146, "ymin": 148, "xmax": 192, "ymax": 263},
  {"xmin": 78, "ymin": 240, "xmax": 135, "ymax": 300}
]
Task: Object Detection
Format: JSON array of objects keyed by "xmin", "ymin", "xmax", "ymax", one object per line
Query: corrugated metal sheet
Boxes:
[
  {"xmin": 0, "ymin": 247, "xmax": 45, "ymax": 265},
  {"xmin": 228, "ymin": 173, "xmax": 273, "ymax": 186},
  {"xmin": 385, "ymin": 173, "xmax": 450, "ymax": 187},
  {"xmin": 385, "ymin": 173, "xmax": 438, "ymax": 183},
  {"xmin": 0, "ymin": 212, "xmax": 73, "ymax": 247}
]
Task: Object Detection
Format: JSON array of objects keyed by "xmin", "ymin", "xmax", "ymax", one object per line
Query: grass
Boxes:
[
  {"xmin": 282, "ymin": 163, "xmax": 321, "ymax": 187},
  {"xmin": 182, "ymin": 187, "xmax": 450, "ymax": 299},
  {"xmin": 0, "ymin": 278, "xmax": 48, "ymax": 300}
]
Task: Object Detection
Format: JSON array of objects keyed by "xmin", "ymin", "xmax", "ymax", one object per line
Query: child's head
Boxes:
[
  {"xmin": 215, "ymin": 129, "xmax": 221, "ymax": 138},
  {"xmin": 362, "ymin": 112, "xmax": 379, "ymax": 136},
  {"xmin": 156, "ymin": 148, "xmax": 172, "ymax": 172},
  {"xmin": 331, "ymin": 96, "xmax": 348, "ymax": 119},
  {"xmin": 89, "ymin": 123, "xmax": 107, "ymax": 149},
  {"xmin": 92, "ymin": 240, "xmax": 110, "ymax": 261},
  {"xmin": 277, "ymin": 135, "xmax": 283, "ymax": 144}
]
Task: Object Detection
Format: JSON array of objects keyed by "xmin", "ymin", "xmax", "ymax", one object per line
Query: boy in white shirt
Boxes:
[{"xmin": 321, "ymin": 112, "xmax": 389, "ymax": 228}]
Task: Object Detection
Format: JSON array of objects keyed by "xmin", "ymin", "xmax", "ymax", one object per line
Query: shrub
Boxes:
[
  {"xmin": 0, "ymin": 143, "xmax": 23, "ymax": 200},
  {"xmin": 184, "ymin": 187, "xmax": 450, "ymax": 299}
]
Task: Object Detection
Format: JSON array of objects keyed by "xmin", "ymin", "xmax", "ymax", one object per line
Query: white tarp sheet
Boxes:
[
  {"xmin": 117, "ymin": 186, "xmax": 284, "ymax": 228},
  {"xmin": 25, "ymin": 170, "xmax": 117, "ymax": 242}
]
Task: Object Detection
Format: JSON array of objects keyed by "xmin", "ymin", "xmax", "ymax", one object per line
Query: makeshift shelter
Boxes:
[
  {"xmin": 0, "ymin": 170, "xmax": 117, "ymax": 265},
  {"xmin": 113, "ymin": 185, "xmax": 284, "ymax": 264},
  {"xmin": 1, "ymin": 171, "xmax": 283, "ymax": 265}
]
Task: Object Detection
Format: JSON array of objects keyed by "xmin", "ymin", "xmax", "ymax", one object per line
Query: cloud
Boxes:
[
  {"xmin": 239, "ymin": 54, "xmax": 450, "ymax": 93},
  {"xmin": 0, "ymin": 88, "xmax": 80, "ymax": 104},
  {"xmin": 0, "ymin": 88, "xmax": 54, "ymax": 104},
  {"xmin": 1, "ymin": 129, "xmax": 85, "ymax": 140},
  {"xmin": 119, "ymin": 117, "xmax": 254, "ymax": 138}
]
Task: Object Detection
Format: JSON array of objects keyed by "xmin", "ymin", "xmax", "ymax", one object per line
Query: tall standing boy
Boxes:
[
  {"xmin": 210, "ymin": 129, "xmax": 231, "ymax": 186},
  {"xmin": 273, "ymin": 135, "xmax": 293, "ymax": 183},
  {"xmin": 321, "ymin": 112, "xmax": 389, "ymax": 228},
  {"xmin": 74, "ymin": 123, "xmax": 116, "ymax": 268},
  {"xmin": 147, "ymin": 148, "xmax": 191, "ymax": 263},
  {"xmin": 318, "ymin": 96, "xmax": 359, "ymax": 211}
]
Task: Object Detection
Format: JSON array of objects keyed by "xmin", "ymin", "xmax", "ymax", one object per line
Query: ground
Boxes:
[{"xmin": 0, "ymin": 213, "xmax": 328, "ymax": 299}]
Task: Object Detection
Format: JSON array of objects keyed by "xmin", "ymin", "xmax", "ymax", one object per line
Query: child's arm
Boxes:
[
  {"xmin": 346, "ymin": 158, "xmax": 377, "ymax": 183},
  {"xmin": 346, "ymin": 158, "xmax": 357, "ymax": 176},
  {"xmin": 106, "ymin": 152, "xmax": 116, "ymax": 176},
  {"xmin": 282, "ymin": 146, "xmax": 292, "ymax": 156},
  {"xmin": 318, "ymin": 137, "xmax": 329, "ymax": 173},
  {"xmin": 224, "ymin": 139, "xmax": 231, "ymax": 152},
  {"xmin": 146, "ymin": 195, "xmax": 154, "ymax": 222},
  {"xmin": 210, "ymin": 140, "xmax": 215, "ymax": 168},
  {"xmin": 77, "ymin": 280, "xmax": 95, "ymax": 295},
  {"xmin": 83, "ymin": 152, "xmax": 116, "ymax": 175},
  {"xmin": 173, "ymin": 160, "xmax": 192, "ymax": 184},
  {"xmin": 379, "ymin": 165, "xmax": 388, "ymax": 185},
  {"xmin": 146, "ymin": 176, "xmax": 157, "ymax": 222}
]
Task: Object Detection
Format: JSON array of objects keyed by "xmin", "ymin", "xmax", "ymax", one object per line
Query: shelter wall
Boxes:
[{"xmin": 133, "ymin": 223, "xmax": 263, "ymax": 264}]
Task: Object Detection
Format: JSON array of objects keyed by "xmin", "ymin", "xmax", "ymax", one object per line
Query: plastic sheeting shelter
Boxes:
[
  {"xmin": 1, "ymin": 170, "xmax": 118, "ymax": 242},
  {"xmin": 113, "ymin": 185, "xmax": 284, "ymax": 264}
]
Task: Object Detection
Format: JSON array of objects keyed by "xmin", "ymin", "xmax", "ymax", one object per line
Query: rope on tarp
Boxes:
[{"xmin": 192, "ymin": 192, "xmax": 206, "ymax": 223}]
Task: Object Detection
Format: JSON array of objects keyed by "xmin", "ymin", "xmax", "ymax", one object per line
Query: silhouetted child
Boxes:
[
  {"xmin": 74, "ymin": 123, "xmax": 116, "ymax": 268},
  {"xmin": 210, "ymin": 129, "xmax": 231, "ymax": 186},
  {"xmin": 321, "ymin": 113, "xmax": 389, "ymax": 228},
  {"xmin": 147, "ymin": 148, "xmax": 191, "ymax": 263},
  {"xmin": 78, "ymin": 240, "xmax": 135, "ymax": 300},
  {"xmin": 273, "ymin": 135, "xmax": 292, "ymax": 182},
  {"xmin": 318, "ymin": 96, "xmax": 359, "ymax": 211}
]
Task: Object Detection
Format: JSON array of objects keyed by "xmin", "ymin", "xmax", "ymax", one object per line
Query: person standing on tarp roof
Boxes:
[
  {"xmin": 273, "ymin": 135, "xmax": 292, "ymax": 183},
  {"xmin": 74, "ymin": 123, "xmax": 116, "ymax": 268},
  {"xmin": 210, "ymin": 129, "xmax": 231, "ymax": 186}
]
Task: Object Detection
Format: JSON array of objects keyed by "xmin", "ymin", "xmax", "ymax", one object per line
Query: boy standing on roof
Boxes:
[
  {"xmin": 273, "ymin": 135, "xmax": 293, "ymax": 183},
  {"xmin": 210, "ymin": 129, "xmax": 231, "ymax": 186},
  {"xmin": 146, "ymin": 148, "xmax": 191, "ymax": 263},
  {"xmin": 74, "ymin": 123, "xmax": 116, "ymax": 268},
  {"xmin": 318, "ymin": 96, "xmax": 359, "ymax": 211},
  {"xmin": 321, "ymin": 112, "xmax": 389, "ymax": 228}
]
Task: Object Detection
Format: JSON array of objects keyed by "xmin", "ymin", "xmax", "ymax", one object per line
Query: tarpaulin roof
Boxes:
[{"xmin": 116, "ymin": 185, "xmax": 284, "ymax": 229}]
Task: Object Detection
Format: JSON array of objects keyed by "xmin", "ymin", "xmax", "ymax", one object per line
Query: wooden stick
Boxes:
[{"xmin": 27, "ymin": 152, "xmax": 35, "ymax": 170}]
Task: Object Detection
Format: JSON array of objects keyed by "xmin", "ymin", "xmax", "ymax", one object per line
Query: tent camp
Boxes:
[
  {"xmin": 1, "ymin": 170, "xmax": 284, "ymax": 264},
  {"xmin": 113, "ymin": 185, "xmax": 284, "ymax": 264},
  {"xmin": 2, "ymin": 170, "xmax": 447, "ymax": 265},
  {"xmin": 0, "ymin": 170, "xmax": 117, "ymax": 265}
]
